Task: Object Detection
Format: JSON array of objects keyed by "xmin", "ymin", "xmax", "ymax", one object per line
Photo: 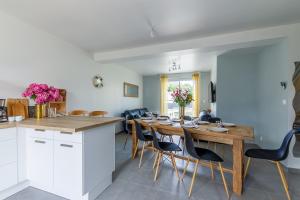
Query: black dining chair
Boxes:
[
  {"xmin": 133, "ymin": 120, "xmax": 154, "ymax": 168},
  {"xmin": 244, "ymin": 129, "xmax": 298, "ymax": 200},
  {"xmin": 150, "ymin": 127, "xmax": 182, "ymax": 181},
  {"xmin": 182, "ymin": 128, "xmax": 229, "ymax": 198}
]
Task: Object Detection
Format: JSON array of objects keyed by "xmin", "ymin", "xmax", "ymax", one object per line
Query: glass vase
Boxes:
[{"xmin": 179, "ymin": 106, "xmax": 185, "ymax": 125}]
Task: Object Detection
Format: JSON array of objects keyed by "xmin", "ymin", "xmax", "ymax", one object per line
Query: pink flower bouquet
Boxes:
[
  {"xmin": 171, "ymin": 88, "xmax": 193, "ymax": 107},
  {"xmin": 22, "ymin": 83, "xmax": 61, "ymax": 105}
]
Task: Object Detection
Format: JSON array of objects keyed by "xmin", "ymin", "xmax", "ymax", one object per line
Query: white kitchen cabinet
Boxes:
[
  {"xmin": 27, "ymin": 137, "xmax": 53, "ymax": 191},
  {"xmin": 0, "ymin": 121, "xmax": 117, "ymax": 200},
  {"xmin": 53, "ymin": 140, "xmax": 82, "ymax": 199},
  {"xmin": 0, "ymin": 138, "xmax": 17, "ymax": 166},
  {"xmin": 0, "ymin": 162, "xmax": 18, "ymax": 191},
  {"xmin": 0, "ymin": 128, "xmax": 18, "ymax": 191}
]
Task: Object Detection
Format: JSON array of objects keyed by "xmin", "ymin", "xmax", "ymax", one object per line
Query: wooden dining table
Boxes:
[{"xmin": 128, "ymin": 119, "xmax": 254, "ymax": 196}]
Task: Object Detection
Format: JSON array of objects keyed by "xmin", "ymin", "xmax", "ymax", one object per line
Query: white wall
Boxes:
[{"xmin": 0, "ymin": 11, "xmax": 143, "ymax": 132}]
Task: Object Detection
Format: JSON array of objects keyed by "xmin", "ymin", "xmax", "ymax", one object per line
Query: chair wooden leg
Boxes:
[
  {"xmin": 210, "ymin": 161, "xmax": 215, "ymax": 180},
  {"xmin": 170, "ymin": 154, "xmax": 180, "ymax": 180},
  {"xmin": 188, "ymin": 160, "xmax": 199, "ymax": 197},
  {"xmin": 133, "ymin": 140, "xmax": 139, "ymax": 159},
  {"xmin": 276, "ymin": 162, "xmax": 291, "ymax": 200},
  {"xmin": 219, "ymin": 162, "xmax": 230, "ymax": 199},
  {"xmin": 138, "ymin": 141, "xmax": 146, "ymax": 168},
  {"xmin": 153, "ymin": 151, "xmax": 159, "ymax": 169},
  {"xmin": 181, "ymin": 158, "xmax": 190, "ymax": 181},
  {"xmin": 278, "ymin": 162, "xmax": 289, "ymax": 190},
  {"xmin": 244, "ymin": 157, "xmax": 251, "ymax": 179},
  {"xmin": 154, "ymin": 152, "xmax": 162, "ymax": 181}
]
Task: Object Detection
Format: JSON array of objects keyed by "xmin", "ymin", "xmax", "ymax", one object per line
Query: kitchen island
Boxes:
[{"xmin": 0, "ymin": 116, "xmax": 121, "ymax": 200}]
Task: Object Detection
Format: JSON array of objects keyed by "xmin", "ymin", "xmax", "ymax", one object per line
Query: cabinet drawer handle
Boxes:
[
  {"xmin": 60, "ymin": 144, "xmax": 73, "ymax": 148},
  {"xmin": 35, "ymin": 140, "xmax": 46, "ymax": 144},
  {"xmin": 60, "ymin": 131, "xmax": 73, "ymax": 135},
  {"xmin": 35, "ymin": 129, "xmax": 45, "ymax": 132}
]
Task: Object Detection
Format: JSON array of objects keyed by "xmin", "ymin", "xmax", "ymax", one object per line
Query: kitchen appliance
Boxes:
[{"xmin": 0, "ymin": 99, "xmax": 8, "ymax": 123}]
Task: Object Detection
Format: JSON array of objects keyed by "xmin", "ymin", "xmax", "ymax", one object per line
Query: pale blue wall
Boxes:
[
  {"xmin": 143, "ymin": 75, "xmax": 160, "ymax": 113},
  {"xmin": 216, "ymin": 41, "xmax": 289, "ymax": 148},
  {"xmin": 257, "ymin": 41, "xmax": 289, "ymax": 148},
  {"xmin": 216, "ymin": 51, "xmax": 259, "ymax": 129}
]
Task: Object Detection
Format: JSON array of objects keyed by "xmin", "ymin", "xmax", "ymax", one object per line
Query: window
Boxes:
[{"xmin": 167, "ymin": 80, "xmax": 194, "ymax": 118}]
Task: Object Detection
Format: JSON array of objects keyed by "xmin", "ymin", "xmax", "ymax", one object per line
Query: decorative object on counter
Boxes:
[
  {"xmin": 92, "ymin": 75, "xmax": 104, "ymax": 88},
  {"xmin": 0, "ymin": 99, "xmax": 8, "ymax": 123},
  {"xmin": 28, "ymin": 106, "xmax": 35, "ymax": 118},
  {"xmin": 22, "ymin": 83, "xmax": 61, "ymax": 119},
  {"xmin": 48, "ymin": 107, "xmax": 57, "ymax": 118},
  {"xmin": 170, "ymin": 88, "xmax": 193, "ymax": 125},
  {"xmin": 124, "ymin": 82, "xmax": 139, "ymax": 97},
  {"xmin": 48, "ymin": 89, "xmax": 67, "ymax": 115},
  {"xmin": 7, "ymin": 98, "xmax": 29, "ymax": 119}
]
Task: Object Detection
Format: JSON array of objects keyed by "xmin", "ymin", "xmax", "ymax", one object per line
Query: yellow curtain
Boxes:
[
  {"xmin": 192, "ymin": 73, "xmax": 200, "ymax": 117},
  {"xmin": 160, "ymin": 75, "xmax": 168, "ymax": 115}
]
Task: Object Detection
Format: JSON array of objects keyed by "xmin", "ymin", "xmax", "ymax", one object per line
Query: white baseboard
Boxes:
[{"xmin": 0, "ymin": 180, "xmax": 30, "ymax": 200}]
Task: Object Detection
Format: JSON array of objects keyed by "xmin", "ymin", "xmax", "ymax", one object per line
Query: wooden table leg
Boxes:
[
  {"xmin": 232, "ymin": 139, "xmax": 244, "ymax": 195},
  {"xmin": 131, "ymin": 123, "xmax": 138, "ymax": 159}
]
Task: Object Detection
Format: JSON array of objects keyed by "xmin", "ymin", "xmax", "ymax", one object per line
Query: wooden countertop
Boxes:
[
  {"xmin": 0, "ymin": 122, "xmax": 17, "ymax": 129},
  {"xmin": 0, "ymin": 116, "xmax": 122, "ymax": 132}
]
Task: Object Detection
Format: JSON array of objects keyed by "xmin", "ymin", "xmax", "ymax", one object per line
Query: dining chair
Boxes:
[
  {"xmin": 133, "ymin": 120, "xmax": 154, "ymax": 168},
  {"xmin": 244, "ymin": 129, "xmax": 298, "ymax": 200},
  {"xmin": 89, "ymin": 110, "xmax": 108, "ymax": 117},
  {"xmin": 150, "ymin": 127, "xmax": 182, "ymax": 181},
  {"xmin": 182, "ymin": 128, "xmax": 229, "ymax": 198},
  {"xmin": 69, "ymin": 109, "xmax": 89, "ymax": 116}
]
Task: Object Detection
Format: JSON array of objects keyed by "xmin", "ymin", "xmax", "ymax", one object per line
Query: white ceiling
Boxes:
[
  {"xmin": 113, "ymin": 38, "xmax": 283, "ymax": 76},
  {"xmin": 114, "ymin": 51, "xmax": 217, "ymax": 76},
  {"xmin": 0, "ymin": 0, "xmax": 299, "ymax": 52}
]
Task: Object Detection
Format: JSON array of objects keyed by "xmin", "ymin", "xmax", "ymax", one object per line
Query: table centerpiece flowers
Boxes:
[{"xmin": 171, "ymin": 88, "xmax": 193, "ymax": 124}]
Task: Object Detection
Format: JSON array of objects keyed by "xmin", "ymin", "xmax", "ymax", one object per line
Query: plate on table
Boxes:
[
  {"xmin": 142, "ymin": 119, "xmax": 155, "ymax": 123},
  {"xmin": 157, "ymin": 116, "xmax": 169, "ymax": 121},
  {"xmin": 141, "ymin": 117, "xmax": 152, "ymax": 120},
  {"xmin": 182, "ymin": 124, "xmax": 199, "ymax": 128},
  {"xmin": 197, "ymin": 121, "xmax": 210, "ymax": 125},
  {"xmin": 172, "ymin": 118, "xmax": 181, "ymax": 123},
  {"xmin": 222, "ymin": 122, "xmax": 236, "ymax": 127},
  {"xmin": 207, "ymin": 127, "xmax": 229, "ymax": 132},
  {"xmin": 159, "ymin": 121, "xmax": 172, "ymax": 125}
]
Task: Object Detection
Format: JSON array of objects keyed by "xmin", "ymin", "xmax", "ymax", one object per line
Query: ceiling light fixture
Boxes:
[{"xmin": 169, "ymin": 56, "xmax": 181, "ymax": 72}]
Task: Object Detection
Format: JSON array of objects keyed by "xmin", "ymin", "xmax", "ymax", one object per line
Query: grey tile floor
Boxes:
[{"xmin": 6, "ymin": 133, "xmax": 300, "ymax": 200}]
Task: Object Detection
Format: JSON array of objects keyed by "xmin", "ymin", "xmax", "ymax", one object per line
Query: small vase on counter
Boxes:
[{"xmin": 35, "ymin": 104, "xmax": 47, "ymax": 119}]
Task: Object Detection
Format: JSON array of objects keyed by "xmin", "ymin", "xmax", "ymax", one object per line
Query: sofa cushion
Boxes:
[{"xmin": 139, "ymin": 108, "xmax": 149, "ymax": 117}]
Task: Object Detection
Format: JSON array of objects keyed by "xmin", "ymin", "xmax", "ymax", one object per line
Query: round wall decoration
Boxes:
[{"xmin": 92, "ymin": 75, "xmax": 104, "ymax": 88}]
